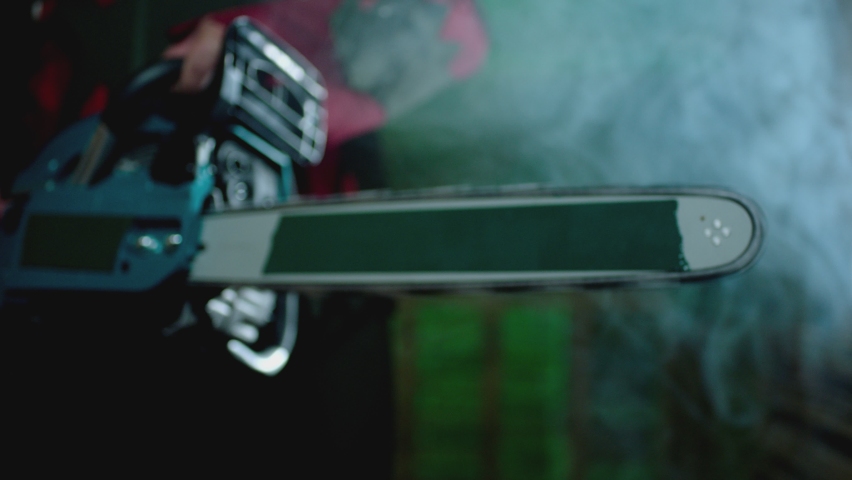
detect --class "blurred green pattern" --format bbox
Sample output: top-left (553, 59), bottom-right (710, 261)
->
top-left (499, 305), bottom-right (571, 480)
top-left (390, 294), bottom-right (768, 480)
top-left (415, 302), bottom-right (485, 479)
top-left (392, 297), bottom-right (576, 480)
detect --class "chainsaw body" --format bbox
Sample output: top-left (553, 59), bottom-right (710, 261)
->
top-left (1, 17), bottom-right (324, 301)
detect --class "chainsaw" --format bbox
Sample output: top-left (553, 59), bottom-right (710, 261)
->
top-left (0, 18), bottom-right (763, 374)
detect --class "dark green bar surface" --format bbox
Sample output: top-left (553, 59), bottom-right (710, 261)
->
top-left (21, 215), bottom-right (132, 271)
top-left (265, 200), bottom-right (686, 274)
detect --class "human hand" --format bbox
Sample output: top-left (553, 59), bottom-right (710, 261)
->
top-left (205, 287), bottom-right (277, 344)
top-left (162, 16), bottom-right (226, 93)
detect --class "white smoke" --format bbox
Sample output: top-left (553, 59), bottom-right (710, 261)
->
top-left (384, 0), bottom-right (852, 426)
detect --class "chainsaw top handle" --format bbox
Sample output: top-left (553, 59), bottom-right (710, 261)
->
top-left (100, 58), bottom-right (220, 136)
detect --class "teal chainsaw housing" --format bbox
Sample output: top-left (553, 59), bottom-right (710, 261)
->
top-left (0, 17), bottom-right (326, 299)
top-left (0, 115), bottom-right (211, 293)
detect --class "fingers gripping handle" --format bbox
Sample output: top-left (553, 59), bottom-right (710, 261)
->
top-left (207, 289), bottom-right (300, 376)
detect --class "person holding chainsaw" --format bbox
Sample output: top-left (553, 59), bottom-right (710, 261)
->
top-left (166, 2), bottom-right (488, 474)
top-left (159, 7), bottom-right (486, 472)
top-left (8, 0), bottom-right (488, 474)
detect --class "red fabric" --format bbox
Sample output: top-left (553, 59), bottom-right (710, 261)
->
top-left (27, 41), bottom-right (73, 147)
top-left (440, 0), bottom-right (488, 78)
top-left (79, 83), bottom-right (110, 118)
top-left (307, 143), bottom-right (340, 196)
top-left (339, 173), bottom-right (360, 194)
